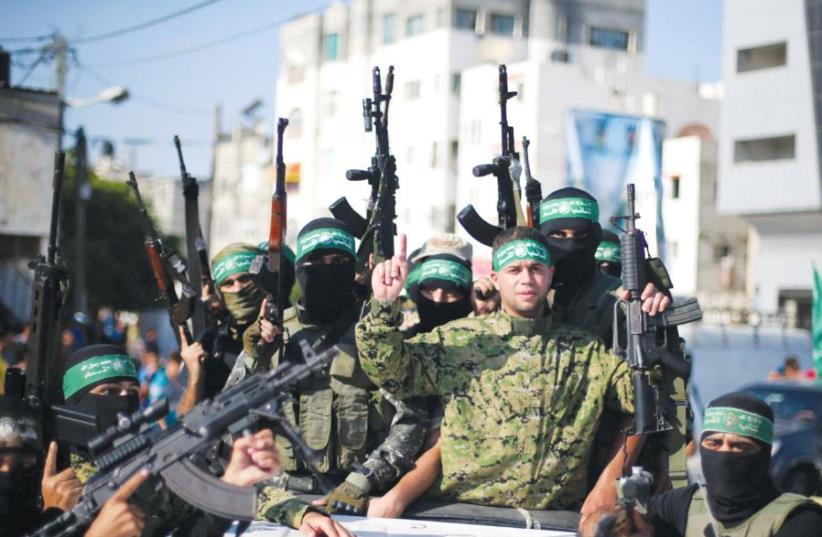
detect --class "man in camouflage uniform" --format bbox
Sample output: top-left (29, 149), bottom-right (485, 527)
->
top-left (357, 226), bottom-right (634, 510)
top-left (57, 344), bottom-right (346, 536)
top-left (595, 229), bottom-right (622, 278)
top-left (240, 217), bottom-right (429, 515)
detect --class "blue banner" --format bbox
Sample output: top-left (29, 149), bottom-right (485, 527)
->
top-left (565, 110), bottom-right (667, 258)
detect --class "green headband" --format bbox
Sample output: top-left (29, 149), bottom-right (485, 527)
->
top-left (407, 259), bottom-right (472, 290)
top-left (539, 197), bottom-right (599, 224)
top-left (492, 239), bottom-right (552, 271)
top-left (595, 241), bottom-right (621, 263)
top-left (213, 250), bottom-right (257, 286)
top-left (63, 354), bottom-right (137, 400)
top-left (296, 228), bottom-right (355, 262)
top-left (703, 406), bottom-right (774, 445)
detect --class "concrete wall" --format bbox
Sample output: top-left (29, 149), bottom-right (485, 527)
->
top-left (718, 0), bottom-right (822, 215)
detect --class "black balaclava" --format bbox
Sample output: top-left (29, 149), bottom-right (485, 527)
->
top-left (62, 344), bottom-right (140, 440)
top-left (295, 218), bottom-right (357, 325)
top-left (538, 187), bottom-right (602, 290)
top-left (406, 254), bottom-right (473, 333)
top-left (0, 396), bottom-right (42, 529)
top-left (596, 229), bottom-right (622, 278)
top-left (699, 391), bottom-right (779, 523)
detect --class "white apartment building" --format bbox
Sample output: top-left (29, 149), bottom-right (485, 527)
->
top-left (216, 0), bottom-right (724, 292)
top-left (662, 135), bottom-right (748, 318)
top-left (718, 0), bottom-right (822, 329)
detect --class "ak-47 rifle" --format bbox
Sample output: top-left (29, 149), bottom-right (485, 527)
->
top-left (126, 172), bottom-right (196, 348)
top-left (458, 64), bottom-right (526, 246)
top-left (175, 135), bottom-right (209, 338)
top-left (330, 65), bottom-right (398, 267)
top-left (31, 341), bottom-right (337, 537)
top-left (611, 184), bottom-right (701, 446)
top-left (251, 118), bottom-right (289, 357)
top-left (522, 137), bottom-right (542, 228)
top-left (25, 152), bottom-right (69, 443)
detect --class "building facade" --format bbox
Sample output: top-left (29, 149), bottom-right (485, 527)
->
top-left (718, 0), bottom-right (822, 328)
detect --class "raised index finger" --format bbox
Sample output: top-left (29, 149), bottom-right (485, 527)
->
top-left (112, 468), bottom-right (149, 501)
top-left (43, 441), bottom-right (58, 479)
top-left (397, 234), bottom-right (407, 262)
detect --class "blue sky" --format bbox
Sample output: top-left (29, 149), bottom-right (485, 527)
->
top-left (1, 0), bottom-right (723, 179)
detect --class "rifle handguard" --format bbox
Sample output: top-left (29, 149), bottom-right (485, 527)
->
top-left (346, 169), bottom-right (372, 181)
top-left (473, 163), bottom-right (496, 177)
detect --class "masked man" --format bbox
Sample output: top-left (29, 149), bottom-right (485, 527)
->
top-left (595, 230), bottom-right (622, 278)
top-left (404, 233), bottom-right (474, 337)
top-left (54, 344), bottom-right (344, 537)
top-left (243, 217), bottom-right (430, 517)
top-left (582, 391), bottom-right (822, 537)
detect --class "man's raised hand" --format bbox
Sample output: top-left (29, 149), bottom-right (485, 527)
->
top-left (371, 234), bottom-right (408, 302)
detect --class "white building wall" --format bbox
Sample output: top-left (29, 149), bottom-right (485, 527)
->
top-left (718, 0), bottom-right (822, 214)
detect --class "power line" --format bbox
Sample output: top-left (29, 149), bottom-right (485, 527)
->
top-left (71, 0), bottom-right (224, 44)
top-left (89, 16), bottom-right (290, 68)
top-left (0, 34), bottom-right (51, 43)
top-left (75, 61), bottom-right (211, 116)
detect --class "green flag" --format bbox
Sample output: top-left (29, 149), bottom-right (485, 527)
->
top-left (813, 264), bottom-right (822, 380)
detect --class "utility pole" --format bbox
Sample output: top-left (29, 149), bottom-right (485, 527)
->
top-left (52, 32), bottom-right (69, 153)
top-left (74, 127), bottom-right (90, 318)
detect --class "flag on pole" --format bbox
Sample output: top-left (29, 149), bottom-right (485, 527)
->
top-left (813, 263), bottom-right (822, 380)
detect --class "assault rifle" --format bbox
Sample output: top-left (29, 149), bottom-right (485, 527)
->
top-left (127, 172), bottom-right (196, 348)
top-left (593, 467), bottom-right (654, 537)
top-left (330, 65), bottom-right (397, 267)
top-left (458, 64), bottom-right (526, 246)
top-left (25, 152), bottom-right (69, 443)
top-left (175, 135), bottom-right (210, 338)
top-left (611, 184), bottom-right (701, 436)
top-left (251, 118), bottom-right (289, 358)
top-left (31, 341), bottom-right (337, 537)
top-left (522, 137), bottom-right (542, 228)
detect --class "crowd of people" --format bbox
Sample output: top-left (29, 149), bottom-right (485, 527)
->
top-left (1, 186), bottom-right (820, 537)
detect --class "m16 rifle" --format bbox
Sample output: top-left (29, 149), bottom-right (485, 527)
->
top-left (127, 172), bottom-right (196, 348)
top-left (611, 184), bottom-right (702, 488)
top-left (522, 137), bottom-right (543, 228)
top-left (31, 341), bottom-right (337, 537)
top-left (25, 152), bottom-right (69, 443)
top-left (330, 65), bottom-right (397, 267)
top-left (458, 64), bottom-right (527, 246)
top-left (251, 118), bottom-right (289, 358)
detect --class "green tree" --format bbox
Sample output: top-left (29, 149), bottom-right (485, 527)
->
top-left (60, 149), bottom-right (183, 312)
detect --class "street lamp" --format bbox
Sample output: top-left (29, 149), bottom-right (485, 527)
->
top-left (64, 85), bottom-right (129, 108)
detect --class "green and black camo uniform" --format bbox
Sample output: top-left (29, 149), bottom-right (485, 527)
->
top-left (357, 299), bottom-right (634, 510)
top-left (228, 301), bottom-right (430, 521)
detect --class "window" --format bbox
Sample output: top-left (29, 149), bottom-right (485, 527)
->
top-left (590, 27), bottom-right (630, 51)
top-left (382, 14), bottom-right (396, 44)
top-left (288, 108), bottom-right (303, 137)
top-left (321, 92), bottom-right (337, 117)
top-left (489, 13), bottom-right (515, 36)
top-left (453, 8), bottom-right (477, 31)
top-left (406, 14), bottom-right (423, 37)
top-left (404, 80), bottom-right (420, 99)
top-left (670, 175), bottom-right (680, 199)
top-left (733, 135), bottom-right (795, 163)
top-left (450, 72), bottom-right (461, 96)
top-left (322, 33), bottom-right (339, 61)
top-left (737, 42), bottom-right (787, 73)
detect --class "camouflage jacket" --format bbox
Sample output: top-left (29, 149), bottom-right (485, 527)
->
top-left (356, 300), bottom-right (635, 510)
